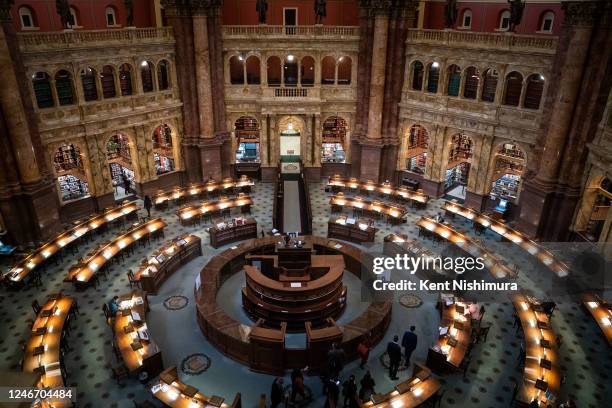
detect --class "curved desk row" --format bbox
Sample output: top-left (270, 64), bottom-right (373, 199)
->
top-left (209, 217), bottom-right (258, 248)
top-left (195, 236), bottom-right (392, 375)
top-left (383, 233), bottom-right (445, 277)
top-left (177, 196), bottom-right (253, 226)
top-left (328, 215), bottom-right (377, 243)
top-left (416, 217), bottom-right (515, 279)
top-left (153, 176), bottom-right (254, 209)
top-left (361, 364), bottom-right (440, 408)
top-left (330, 194), bottom-right (407, 223)
top-left (64, 218), bottom-right (167, 287)
top-left (152, 366), bottom-right (241, 408)
top-left (134, 234), bottom-right (202, 294)
top-left (511, 294), bottom-right (560, 407)
top-left (114, 291), bottom-right (163, 376)
top-left (443, 201), bottom-right (569, 277)
top-left (3, 201), bottom-right (139, 284)
top-left (23, 293), bottom-right (75, 407)
top-left (327, 176), bottom-right (429, 207)
top-left (582, 293), bottom-right (612, 347)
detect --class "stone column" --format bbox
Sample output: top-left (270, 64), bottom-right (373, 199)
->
top-left (366, 13), bottom-right (389, 140)
top-left (518, 0), bottom-right (604, 238)
top-left (260, 115), bottom-right (268, 166)
top-left (192, 14), bottom-right (214, 138)
top-left (314, 114), bottom-right (322, 167)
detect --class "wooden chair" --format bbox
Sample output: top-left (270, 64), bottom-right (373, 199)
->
top-left (474, 324), bottom-right (491, 344)
top-left (127, 270), bottom-right (140, 289)
top-left (111, 364), bottom-right (129, 385)
top-left (31, 300), bottom-right (41, 315)
top-left (102, 303), bottom-right (112, 326)
top-left (133, 401), bottom-right (156, 408)
top-left (426, 388), bottom-right (446, 407)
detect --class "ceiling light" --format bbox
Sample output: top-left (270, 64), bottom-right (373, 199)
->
top-left (432, 62), bottom-right (439, 68)
top-left (287, 54), bottom-right (295, 62)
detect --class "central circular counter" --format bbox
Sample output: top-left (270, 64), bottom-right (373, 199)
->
top-left (194, 236), bottom-right (392, 375)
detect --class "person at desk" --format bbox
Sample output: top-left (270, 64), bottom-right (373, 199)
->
top-left (270, 377), bottom-right (284, 408)
top-left (401, 325), bottom-right (418, 367)
top-left (108, 296), bottom-right (119, 317)
top-left (387, 335), bottom-right (402, 380)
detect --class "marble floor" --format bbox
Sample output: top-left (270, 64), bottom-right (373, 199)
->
top-left (0, 181), bottom-right (610, 408)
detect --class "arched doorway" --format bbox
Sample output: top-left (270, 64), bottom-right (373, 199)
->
top-left (235, 116), bottom-right (260, 163)
top-left (278, 116), bottom-right (303, 166)
top-left (404, 125), bottom-right (429, 174)
top-left (489, 143), bottom-right (526, 203)
top-left (53, 144), bottom-right (90, 202)
top-left (152, 124), bottom-right (175, 175)
top-left (445, 133), bottom-right (473, 198)
top-left (321, 116), bottom-right (347, 163)
top-left (106, 133), bottom-right (135, 199)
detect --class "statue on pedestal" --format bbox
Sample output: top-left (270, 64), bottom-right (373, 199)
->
top-left (56, 0), bottom-right (71, 29)
top-left (256, 0), bottom-right (268, 24)
top-left (123, 0), bottom-right (134, 26)
top-left (314, 0), bottom-right (327, 24)
top-left (444, 0), bottom-right (458, 28)
top-left (508, 0), bottom-right (526, 32)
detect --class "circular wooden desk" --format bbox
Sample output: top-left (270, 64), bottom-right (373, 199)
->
top-left (195, 236), bottom-right (392, 374)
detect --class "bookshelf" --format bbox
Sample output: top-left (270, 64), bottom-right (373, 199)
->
top-left (109, 162), bottom-right (134, 186)
top-left (491, 174), bottom-right (520, 200)
top-left (322, 116), bottom-right (347, 163)
top-left (407, 153), bottom-right (427, 174)
top-left (235, 116), bottom-right (260, 141)
top-left (448, 134), bottom-right (473, 164)
top-left (54, 144), bottom-right (83, 173)
top-left (445, 163), bottom-right (470, 190)
top-left (153, 124), bottom-right (173, 148)
top-left (58, 174), bottom-right (89, 202)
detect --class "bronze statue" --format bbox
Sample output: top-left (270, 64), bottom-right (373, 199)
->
top-left (508, 0), bottom-right (526, 32)
top-left (123, 0), bottom-right (134, 26)
top-left (444, 0), bottom-right (458, 28)
top-left (256, 0), bottom-right (268, 24)
top-left (56, 0), bottom-right (71, 29)
top-left (314, 0), bottom-right (327, 24)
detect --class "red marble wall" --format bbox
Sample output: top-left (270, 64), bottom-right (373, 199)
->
top-left (423, 1), bottom-right (564, 35)
top-left (222, 0), bottom-right (359, 26)
top-left (10, 0), bottom-right (155, 31)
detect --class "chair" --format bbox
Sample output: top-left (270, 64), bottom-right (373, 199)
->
top-left (102, 304), bottom-right (112, 326)
top-left (31, 300), bottom-right (41, 315)
top-left (474, 325), bottom-right (491, 344)
top-left (133, 401), bottom-right (156, 408)
top-left (111, 364), bottom-right (129, 385)
top-left (427, 388), bottom-right (446, 407)
top-left (127, 270), bottom-right (140, 289)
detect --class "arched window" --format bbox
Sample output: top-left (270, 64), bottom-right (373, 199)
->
top-left (503, 71), bottom-right (523, 106)
top-left (267, 56), bottom-right (281, 86)
top-left (301, 56), bottom-right (315, 86)
top-left (284, 55), bottom-right (298, 86)
top-left (446, 64), bottom-right (461, 96)
top-left (32, 72), bottom-right (53, 108)
top-left (55, 70), bottom-right (74, 105)
top-left (54, 144), bottom-right (90, 202)
top-left (157, 60), bottom-right (170, 90)
top-left (119, 64), bottom-right (133, 96)
top-left (481, 68), bottom-right (498, 102)
top-left (80, 67), bottom-right (98, 101)
top-left (68, 7), bottom-right (79, 28)
top-left (321, 56), bottom-right (336, 85)
top-left (152, 124), bottom-right (175, 175)
top-left (491, 143), bottom-right (526, 201)
top-left (321, 116), bottom-right (348, 163)
top-left (105, 6), bottom-right (117, 26)
top-left (140, 61), bottom-right (154, 92)
top-left (235, 116), bottom-right (260, 163)
top-left (540, 11), bottom-right (555, 32)
top-left (499, 10), bottom-right (511, 31)
top-left (463, 67), bottom-right (479, 99)
top-left (246, 56), bottom-right (261, 85)
top-left (107, 133), bottom-right (134, 199)
top-left (461, 9), bottom-right (472, 28)
top-left (18, 6), bottom-right (36, 29)
top-left (101, 65), bottom-right (116, 99)
top-left (405, 125), bottom-right (429, 173)
top-left (411, 61), bottom-right (424, 90)
top-left (229, 55), bottom-right (244, 85)
top-left (524, 74), bottom-right (545, 110)
top-left (426, 62), bottom-right (440, 93)
top-left (338, 56), bottom-right (352, 85)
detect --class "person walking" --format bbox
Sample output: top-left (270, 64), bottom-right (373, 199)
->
top-left (327, 343), bottom-right (346, 378)
top-left (401, 325), bottom-right (418, 367)
top-left (357, 336), bottom-right (371, 369)
top-left (270, 377), bottom-right (284, 408)
top-left (387, 335), bottom-right (402, 380)
top-left (290, 368), bottom-right (305, 403)
top-left (122, 173), bottom-right (131, 195)
top-left (143, 195), bottom-right (152, 218)
top-left (359, 371), bottom-right (376, 402)
top-left (342, 375), bottom-right (358, 408)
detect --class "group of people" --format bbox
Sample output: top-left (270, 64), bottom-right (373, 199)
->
top-left (387, 326), bottom-right (418, 380)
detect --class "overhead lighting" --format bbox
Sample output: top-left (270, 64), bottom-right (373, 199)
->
top-left (432, 61), bottom-right (439, 68)
top-left (339, 56), bottom-right (344, 62)
top-left (140, 61), bottom-right (148, 67)
top-left (238, 54), bottom-right (244, 61)
top-left (287, 54), bottom-right (295, 62)
top-left (539, 74), bottom-right (545, 81)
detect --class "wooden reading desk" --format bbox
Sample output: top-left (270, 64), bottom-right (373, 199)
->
top-left (383, 233), bottom-right (444, 277)
top-left (327, 176), bottom-right (429, 208)
top-left (328, 215), bottom-right (377, 243)
top-left (330, 193), bottom-right (407, 224)
top-left (443, 201), bottom-right (569, 277)
top-left (64, 218), bottom-right (167, 287)
top-left (209, 217), bottom-right (258, 248)
top-left (177, 195), bottom-right (253, 226)
top-left (153, 176), bottom-right (254, 209)
top-left (582, 293), bottom-right (612, 347)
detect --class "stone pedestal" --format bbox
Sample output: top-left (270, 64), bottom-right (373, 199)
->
top-left (359, 142), bottom-right (383, 181)
top-left (464, 191), bottom-right (487, 212)
top-left (420, 179), bottom-right (445, 198)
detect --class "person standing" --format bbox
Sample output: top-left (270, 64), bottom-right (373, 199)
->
top-left (143, 195), bottom-right (152, 218)
top-left (122, 173), bottom-right (131, 195)
top-left (327, 343), bottom-right (346, 378)
top-left (359, 371), bottom-right (376, 402)
top-left (290, 368), bottom-right (305, 403)
top-left (270, 377), bottom-right (284, 408)
top-left (401, 326), bottom-right (418, 367)
top-left (342, 375), bottom-right (358, 408)
top-left (387, 335), bottom-right (402, 380)
top-left (357, 335), bottom-right (371, 369)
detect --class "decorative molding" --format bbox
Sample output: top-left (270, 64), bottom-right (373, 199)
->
top-left (0, 0), bottom-right (14, 23)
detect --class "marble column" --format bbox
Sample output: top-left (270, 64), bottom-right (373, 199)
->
top-left (366, 14), bottom-right (389, 140)
top-left (192, 14), bottom-right (214, 138)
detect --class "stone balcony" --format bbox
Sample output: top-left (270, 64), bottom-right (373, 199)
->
top-left (17, 27), bottom-right (175, 53)
top-left (406, 28), bottom-right (558, 55)
top-left (222, 25), bottom-right (360, 41)
top-left (225, 85), bottom-right (357, 105)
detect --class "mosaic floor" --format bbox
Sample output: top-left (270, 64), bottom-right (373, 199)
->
top-left (0, 181), bottom-right (610, 408)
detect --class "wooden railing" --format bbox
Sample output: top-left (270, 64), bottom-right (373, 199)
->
top-left (18, 27), bottom-right (174, 52)
top-left (223, 25), bottom-right (359, 39)
top-left (298, 172), bottom-right (313, 235)
top-left (406, 29), bottom-right (558, 53)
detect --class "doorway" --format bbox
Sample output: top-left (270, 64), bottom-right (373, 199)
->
top-left (284, 8), bottom-right (297, 34)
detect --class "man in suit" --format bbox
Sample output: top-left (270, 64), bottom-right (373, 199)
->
top-left (386, 335), bottom-right (402, 380)
top-left (401, 325), bottom-right (418, 367)
top-left (270, 377), bottom-right (284, 408)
